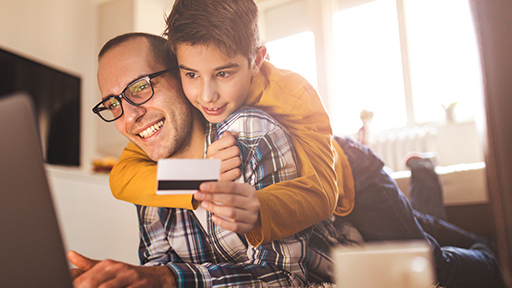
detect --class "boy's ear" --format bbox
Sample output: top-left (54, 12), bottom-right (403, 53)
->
top-left (251, 46), bottom-right (267, 77)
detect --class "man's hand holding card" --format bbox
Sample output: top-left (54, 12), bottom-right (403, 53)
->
top-left (156, 159), bottom-right (222, 195)
top-left (156, 131), bottom-right (260, 235)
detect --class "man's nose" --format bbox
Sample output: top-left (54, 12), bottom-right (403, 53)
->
top-left (122, 101), bottom-right (146, 122)
top-left (200, 79), bottom-right (219, 103)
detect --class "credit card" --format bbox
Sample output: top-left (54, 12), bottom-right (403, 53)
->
top-left (156, 159), bottom-right (221, 195)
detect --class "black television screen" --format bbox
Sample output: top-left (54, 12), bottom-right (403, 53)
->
top-left (0, 47), bottom-right (81, 166)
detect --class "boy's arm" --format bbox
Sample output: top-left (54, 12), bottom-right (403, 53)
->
top-left (109, 142), bottom-right (195, 209)
top-left (247, 133), bottom-right (355, 245)
top-left (110, 133), bottom-right (242, 208)
top-left (247, 130), bottom-right (339, 245)
top-left (244, 62), bottom-right (355, 245)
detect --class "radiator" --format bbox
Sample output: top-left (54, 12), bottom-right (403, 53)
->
top-left (368, 126), bottom-right (438, 172)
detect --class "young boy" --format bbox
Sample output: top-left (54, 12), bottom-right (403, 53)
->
top-left (109, 0), bottom-right (355, 246)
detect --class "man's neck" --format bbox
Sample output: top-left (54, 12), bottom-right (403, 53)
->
top-left (170, 109), bottom-right (206, 159)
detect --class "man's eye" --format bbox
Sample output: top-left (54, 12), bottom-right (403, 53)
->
top-left (130, 82), bottom-right (150, 94)
top-left (106, 99), bottom-right (121, 110)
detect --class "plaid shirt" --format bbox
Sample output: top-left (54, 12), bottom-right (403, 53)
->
top-left (136, 107), bottom-right (361, 287)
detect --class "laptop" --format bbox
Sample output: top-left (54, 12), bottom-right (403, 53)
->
top-left (0, 93), bottom-right (73, 287)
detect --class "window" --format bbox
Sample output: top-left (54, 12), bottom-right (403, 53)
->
top-left (332, 0), bottom-right (483, 133)
top-left (404, 0), bottom-right (482, 124)
top-left (258, 0), bottom-right (486, 168)
top-left (265, 31), bottom-right (318, 90)
top-left (259, 0), bottom-right (483, 135)
top-left (332, 0), bottom-right (407, 133)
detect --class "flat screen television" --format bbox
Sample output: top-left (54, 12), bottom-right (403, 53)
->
top-left (0, 47), bottom-right (81, 166)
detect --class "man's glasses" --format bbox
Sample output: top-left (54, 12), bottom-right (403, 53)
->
top-left (92, 69), bottom-right (172, 122)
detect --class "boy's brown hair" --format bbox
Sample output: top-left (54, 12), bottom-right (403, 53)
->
top-left (165, 0), bottom-right (261, 64)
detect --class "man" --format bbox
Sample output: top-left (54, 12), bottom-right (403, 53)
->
top-left (69, 32), bottom-right (357, 287)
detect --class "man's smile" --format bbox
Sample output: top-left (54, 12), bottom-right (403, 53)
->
top-left (138, 120), bottom-right (164, 138)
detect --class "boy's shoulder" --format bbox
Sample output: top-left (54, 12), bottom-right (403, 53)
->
top-left (248, 61), bottom-right (318, 105)
top-left (259, 61), bottom-right (313, 89)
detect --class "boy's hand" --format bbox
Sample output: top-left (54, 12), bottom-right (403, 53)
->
top-left (206, 131), bottom-right (242, 182)
top-left (195, 181), bottom-right (260, 234)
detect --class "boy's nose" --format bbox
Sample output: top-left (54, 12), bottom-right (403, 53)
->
top-left (200, 80), bottom-right (219, 103)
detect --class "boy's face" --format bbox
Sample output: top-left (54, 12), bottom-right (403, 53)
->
top-left (175, 43), bottom-right (263, 123)
top-left (98, 38), bottom-right (194, 161)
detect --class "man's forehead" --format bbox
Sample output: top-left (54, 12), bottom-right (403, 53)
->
top-left (98, 40), bottom-right (158, 95)
top-left (99, 39), bottom-right (154, 72)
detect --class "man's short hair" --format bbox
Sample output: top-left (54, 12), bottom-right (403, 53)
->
top-left (165, 0), bottom-right (260, 63)
top-left (99, 32), bottom-right (178, 72)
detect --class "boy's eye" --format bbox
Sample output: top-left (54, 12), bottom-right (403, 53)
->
top-left (217, 71), bottom-right (231, 78)
top-left (185, 72), bottom-right (197, 79)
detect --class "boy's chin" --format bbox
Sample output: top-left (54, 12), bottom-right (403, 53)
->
top-left (197, 105), bottom-right (233, 123)
top-left (203, 114), bottom-right (229, 124)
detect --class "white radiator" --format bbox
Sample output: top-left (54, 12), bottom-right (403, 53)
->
top-left (368, 126), bottom-right (438, 172)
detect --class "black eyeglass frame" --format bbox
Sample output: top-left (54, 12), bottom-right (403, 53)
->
top-left (92, 68), bottom-right (172, 122)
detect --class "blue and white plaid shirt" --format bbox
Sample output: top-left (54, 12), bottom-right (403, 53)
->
top-left (136, 107), bottom-right (361, 287)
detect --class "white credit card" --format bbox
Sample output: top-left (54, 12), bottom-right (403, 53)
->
top-left (156, 159), bottom-right (221, 195)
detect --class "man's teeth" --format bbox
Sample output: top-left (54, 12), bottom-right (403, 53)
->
top-left (139, 121), bottom-right (164, 138)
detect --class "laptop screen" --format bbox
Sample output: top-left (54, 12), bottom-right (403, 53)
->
top-left (0, 93), bottom-right (73, 287)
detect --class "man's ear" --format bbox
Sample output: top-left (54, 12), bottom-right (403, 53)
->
top-left (251, 46), bottom-right (267, 77)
